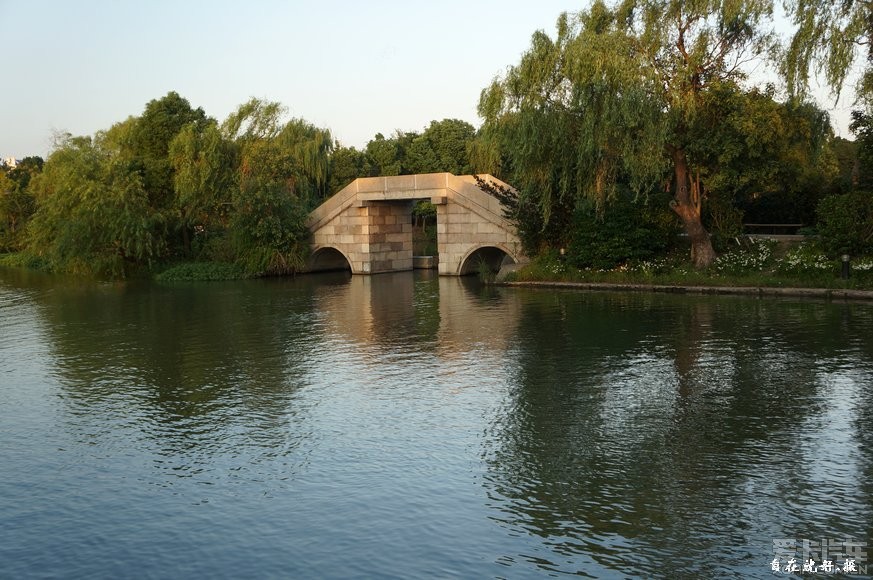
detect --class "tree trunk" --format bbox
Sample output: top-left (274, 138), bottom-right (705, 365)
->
top-left (670, 148), bottom-right (716, 268)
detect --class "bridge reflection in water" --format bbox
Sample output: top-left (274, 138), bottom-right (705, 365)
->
top-left (312, 271), bottom-right (522, 356)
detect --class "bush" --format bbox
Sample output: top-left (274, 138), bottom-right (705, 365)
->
top-left (705, 194), bottom-right (744, 253)
top-left (776, 242), bottom-right (835, 275)
top-left (154, 261), bottom-right (247, 281)
top-left (816, 192), bottom-right (873, 256)
top-left (0, 251), bottom-right (47, 270)
top-left (230, 186), bottom-right (311, 276)
top-left (710, 238), bottom-right (776, 275)
top-left (567, 193), bottom-right (678, 270)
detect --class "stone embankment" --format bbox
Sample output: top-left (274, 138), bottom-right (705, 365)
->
top-left (500, 280), bottom-right (873, 301)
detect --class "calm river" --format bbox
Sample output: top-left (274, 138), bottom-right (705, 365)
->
top-left (1, 267), bottom-right (871, 578)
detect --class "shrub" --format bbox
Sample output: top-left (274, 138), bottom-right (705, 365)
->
top-left (776, 242), bottom-right (835, 275)
top-left (711, 238), bottom-right (776, 275)
top-left (705, 194), bottom-right (745, 253)
top-left (154, 261), bottom-right (247, 281)
top-left (567, 193), bottom-right (678, 270)
top-left (816, 192), bottom-right (873, 256)
top-left (0, 251), bottom-right (47, 270)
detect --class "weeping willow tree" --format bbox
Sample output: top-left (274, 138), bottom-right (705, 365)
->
top-left (478, 0), bottom-right (777, 267)
top-left (168, 120), bottom-right (235, 255)
top-left (218, 99), bottom-right (333, 275)
top-left (27, 131), bottom-right (166, 276)
top-left (783, 0), bottom-right (872, 98)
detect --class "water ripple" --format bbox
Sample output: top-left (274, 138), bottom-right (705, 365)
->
top-left (2, 269), bottom-right (872, 578)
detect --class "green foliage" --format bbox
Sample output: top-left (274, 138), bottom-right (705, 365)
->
top-left (850, 108), bottom-right (873, 191)
top-left (829, 137), bottom-right (865, 193)
top-left (0, 251), bottom-right (47, 270)
top-left (17, 93), bottom-right (328, 279)
top-left (365, 131), bottom-right (414, 176)
top-left (474, 174), bottom-right (560, 254)
top-left (276, 118), bottom-right (333, 204)
top-left (0, 174), bottom-right (33, 251)
top-left (3, 156), bottom-right (44, 190)
top-left (816, 191), bottom-right (873, 256)
top-left (154, 261), bottom-right (247, 281)
top-left (567, 192), bottom-right (679, 270)
top-left (692, 83), bottom-right (836, 226)
top-left (226, 102), bottom-right (323, 275)
top-left (357, 119), bottom-right (476, 181)
top-left (129, 92), bottom-right (207, 212)
top-left (477, 0), bottom-right (776, 267)
top-left (168, 120), bottom-right (235, 254)
top-left (705, 193), bottom-right (745, 252)
top-left (0, 156), bottom-right (43, 251)
top-left (328, 144), bottom-right (370, 194)
top-left (230, 184), bottom-right (311, 276)
top-left (783, 0), bottom-right (871, 98)
top-left (710, 238), bottom-right (777, 275)
top-left (26, 134), bottom-right (166, 277)
top-left (405, 119), bottom-right (475, 175)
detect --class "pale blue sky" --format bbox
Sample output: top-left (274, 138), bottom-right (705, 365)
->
top-left (0, 0), bottom-right (859, 159)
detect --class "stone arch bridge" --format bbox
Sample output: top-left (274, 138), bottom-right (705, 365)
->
top-left (306, 173), bottom-right (526, 276)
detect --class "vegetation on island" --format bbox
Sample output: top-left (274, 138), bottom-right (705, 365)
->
top-left (1, 0), bottom-right (872, 288)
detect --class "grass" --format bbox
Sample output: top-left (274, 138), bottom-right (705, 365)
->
top-left (0, 251), bottom-right (48, 271)
top-left (506, 240), bottom-right (873, 291)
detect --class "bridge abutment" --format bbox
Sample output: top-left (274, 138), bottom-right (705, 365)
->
top-left (364, 201), bottom-right (415, 273)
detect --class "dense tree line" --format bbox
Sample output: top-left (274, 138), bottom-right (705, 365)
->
top-left (0, 93), bottom-right (475, 277)
top-left (470, 0), bottom-right (872, 266)
top-left (2, 0), bottom-right (872, 277)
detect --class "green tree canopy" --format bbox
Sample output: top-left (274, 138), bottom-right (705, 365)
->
top-left (19, 94), bottom-right (331, 277)
top-left (783, 0), bottom-right (872, 98)
top-left (406, 119), bottom-right (475, 175)
top-left (27, 132), bottom-right (165, 276)
top-left (328, 144), bottom-right (371, 194)
top-left (0, 156), bottom-right (42, 250)
top-left (219, 98), bottom-right (333, 275)
top-left (168, 119), bottom-right (235, 253)
top-left (128, 92), bottom-right (207, 211)
top-left (689, 83), bottom-right (836, 226)
top-left (365, 131), bottom-right (417, 176)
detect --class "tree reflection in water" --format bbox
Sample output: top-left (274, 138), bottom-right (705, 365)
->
top-left (483, 291), bottom-right (873, 577)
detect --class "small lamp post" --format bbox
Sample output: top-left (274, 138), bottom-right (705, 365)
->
top-left (841, 254), bottom-right (851, 280)
top-left (559, 247), bottom-right (566, 261)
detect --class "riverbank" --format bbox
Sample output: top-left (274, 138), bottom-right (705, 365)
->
top-left (495, 243), bottom-right (873, 299)
top-left (500, 279), bottom-right (873, 301)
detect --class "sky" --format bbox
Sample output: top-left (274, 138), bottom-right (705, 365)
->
top-left (0, 0), bottom-right (861, 159)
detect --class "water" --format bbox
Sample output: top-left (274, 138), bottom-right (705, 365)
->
top-left (1, 267), bottom-right (871, 578)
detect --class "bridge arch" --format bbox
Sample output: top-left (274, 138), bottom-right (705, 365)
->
top-left (308, 245), bottom-right (353, 273)
top-left (458, 244), bottom-right (519, 276)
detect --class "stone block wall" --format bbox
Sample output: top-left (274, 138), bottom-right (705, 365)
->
top-left (310, 201), bottom-right (413, 274)
top-left (436, 196), bottom-right (523, 276)
top-left (365, 202), bottom-right (414, 273)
